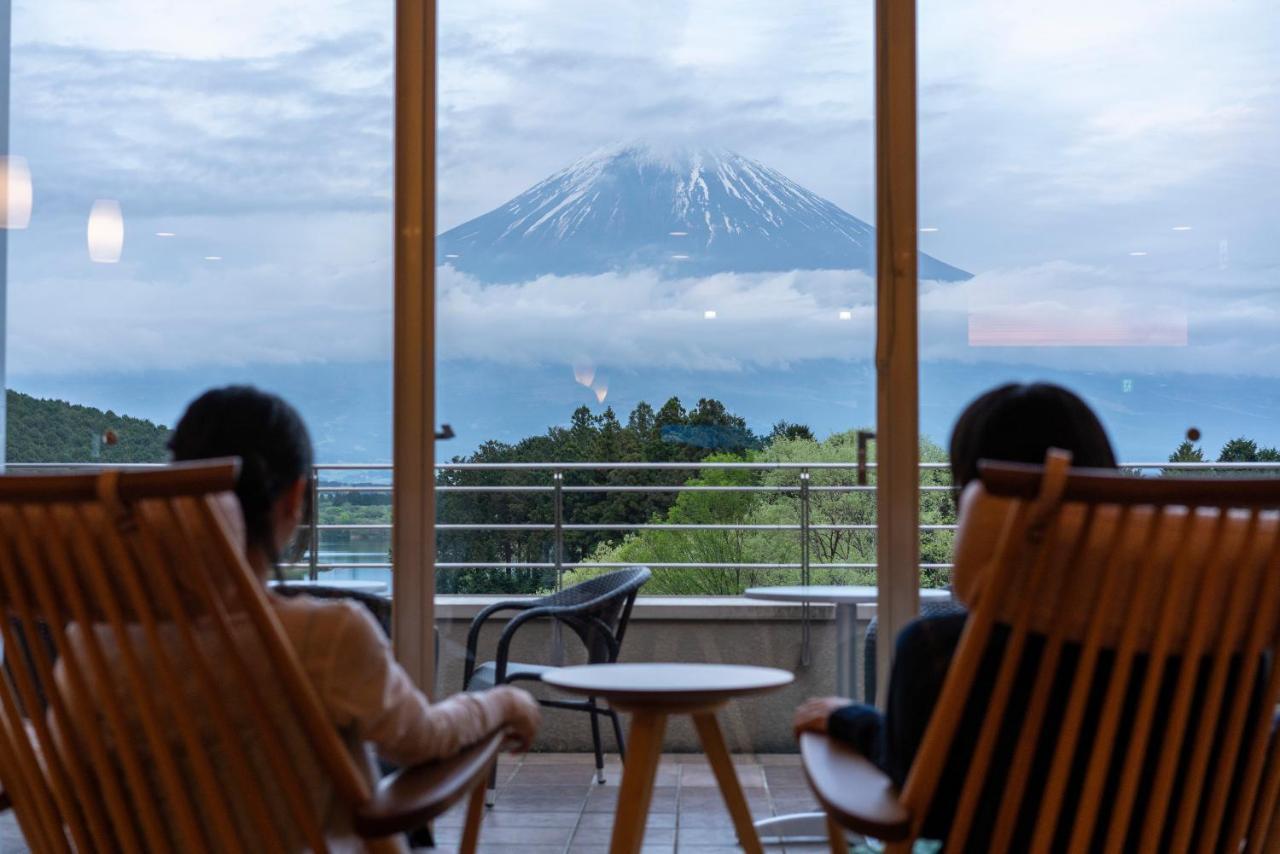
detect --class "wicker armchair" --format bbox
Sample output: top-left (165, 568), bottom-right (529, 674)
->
top-left (463, 567), bottom-right (651, 797)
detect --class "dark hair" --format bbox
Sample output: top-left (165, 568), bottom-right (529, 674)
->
top-left (168, 386), bottom-right (313, 565)
top-left (949, 382), bottom-right (1117, 490)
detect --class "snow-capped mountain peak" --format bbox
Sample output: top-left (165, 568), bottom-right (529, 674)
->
top-left (439, 142), bottom-right (969, 282)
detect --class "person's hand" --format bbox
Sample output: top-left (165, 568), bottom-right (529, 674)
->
top-left (494, 686), bottom-right (541, 752)
top-left (793, 696), bottom-right (852, 737)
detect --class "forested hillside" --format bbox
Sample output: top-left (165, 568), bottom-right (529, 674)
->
top-left (5, 390), bottom-right (171, 463)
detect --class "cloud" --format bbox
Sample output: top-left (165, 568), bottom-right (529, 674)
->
top-left (10, 36), bottom-right (393, 217)
top-left (15, 0), bottom-right (383, 60)
top-left (436, 261), bottom-right (1280, 378)
top-left (7, 210), bottom-right (392, 375)
top-left (436, 265), bottom-right (875, 371)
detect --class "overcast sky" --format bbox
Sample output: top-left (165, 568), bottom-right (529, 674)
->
top-left (5, 0), bottom-right (1279, 386)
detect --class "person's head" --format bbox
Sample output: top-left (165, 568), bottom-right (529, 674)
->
top-left (169, 386), bottom-right (313, 571)
top-left (949, 382), bottom-right (1117, 490)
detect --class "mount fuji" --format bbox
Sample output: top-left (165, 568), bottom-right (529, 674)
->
top-left (437, 142), bottom-right (970, 282)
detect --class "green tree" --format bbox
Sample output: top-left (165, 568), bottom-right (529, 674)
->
top-left (5, 390), bottom-right (171, 463)
top-left (1168, 440), bottom-right (1204, 463)
top-left (1219, 437), bottom-right (1261, 462)
top-left (566, 430), bottom-right (956, 595)
top-left (435, 396), bottom-right (760, 593)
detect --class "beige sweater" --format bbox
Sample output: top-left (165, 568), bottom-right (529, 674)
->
top-left (54, 593), bottom-right (513, 852)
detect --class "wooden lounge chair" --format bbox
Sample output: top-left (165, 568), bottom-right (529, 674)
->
top-left (0, 460), bottom-right (500, 853)
top-left (802, 451), bottom-right (1280, 853)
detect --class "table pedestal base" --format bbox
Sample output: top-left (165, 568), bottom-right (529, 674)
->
top-left (611, 703), bottom-right (764, 854)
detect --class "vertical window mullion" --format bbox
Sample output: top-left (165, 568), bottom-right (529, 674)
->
top-left (392, 0), bottom-right (437, 692)
top-left (873, 0), bottom-right (920, 704)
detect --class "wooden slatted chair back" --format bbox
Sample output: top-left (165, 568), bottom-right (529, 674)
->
top-left (894, 451), bottom-right (1280, 854)
top-left (0, 461), bottom-right (393, 853)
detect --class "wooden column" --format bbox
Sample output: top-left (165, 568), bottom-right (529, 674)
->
top-left (873, 0), bottom-right (920, 703)
top-left (392, 0), bottom-right (437, 692)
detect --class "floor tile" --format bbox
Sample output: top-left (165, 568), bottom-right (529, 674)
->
top-left (756, 753), bottom-right (803, 766)
top-left (443, 810), bottom-right (581, 829)
top-left (680, 765), bottom-right (766, 788)
top-left (572, 825), bottom-right (676, 846)
top-left (677, 824), bottom-right (745, 846)
top-left (584, 785), bottom-right (678, 813)
top-left (434, 824), bottom-right (575, 846)
top-left (523, 753), bottom-right (603, 765)
top-left (576, 811), bottom-right (677, 830)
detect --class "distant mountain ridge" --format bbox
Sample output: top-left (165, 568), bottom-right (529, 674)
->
top-left (438, 142), bottom-right (971, 282)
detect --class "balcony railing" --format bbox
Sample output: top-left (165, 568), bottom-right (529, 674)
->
top-left (11, 460), bottom-right (1280, 587)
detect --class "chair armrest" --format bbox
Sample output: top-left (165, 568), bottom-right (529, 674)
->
top-left (463, 599), bottom-right (540, 685)
top-left (353, 730), bottom-right (504, 837)
top-left (799, 731), bottom-right (912, 842)
top-left (493, 606), bottom-right (561, 681)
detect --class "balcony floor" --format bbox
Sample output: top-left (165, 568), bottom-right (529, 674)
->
top-left (0, 753), bottom-right (826, 853)
top-left (434, 751), bottom-right (825, 853)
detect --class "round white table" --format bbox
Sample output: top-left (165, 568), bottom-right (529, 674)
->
top-left (741, 585), bottom-right (955, 844)
top-left (743, 585), bottom-right (953, 697)
top-left (543, 663), bottom-right (793, 854)
top-left (269, 578), bottom-right (389, 595)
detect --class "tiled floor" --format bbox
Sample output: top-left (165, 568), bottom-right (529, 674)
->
top-left (0, 752), bottom-right (824, 853)
top-left (433, 752), bottom-right (826, 854)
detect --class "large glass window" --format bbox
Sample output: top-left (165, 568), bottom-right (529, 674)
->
top-left (6, 0), bottom-right (395, 590)
top-left (918, 0), bottom-right (1280, 588)
top-left (433, 2), bottom-right (931, 603)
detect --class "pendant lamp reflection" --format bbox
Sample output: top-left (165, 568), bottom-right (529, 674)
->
top-left (573, 362), bottom-right (596, 388)
top-left (87, 199), bottom-right (124, 263)
top-left (0, 156), bottom-right (32, 229)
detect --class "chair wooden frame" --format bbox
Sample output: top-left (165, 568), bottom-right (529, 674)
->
top-left (0, 461), bottom-right (500, 853)
top-left (803, 452), bottom-right (1280, 853)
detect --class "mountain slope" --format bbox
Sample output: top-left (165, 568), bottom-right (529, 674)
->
top-left (6, 389), bottom-right (171, 463)
top-left (438, 142), bottom-right (970, 282)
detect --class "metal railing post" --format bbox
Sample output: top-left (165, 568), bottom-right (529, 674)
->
top-left (551, 469), bottom-right (566, 664)
top-left (800, 467), bottom-right (811, 667)
top-left (553, 470), bottom-right (565, 590)
top-left (308, 468), bottom-right (320, 581)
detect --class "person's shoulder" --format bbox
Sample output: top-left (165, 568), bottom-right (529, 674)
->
top-left (271, 594), bottom-right (385, 644)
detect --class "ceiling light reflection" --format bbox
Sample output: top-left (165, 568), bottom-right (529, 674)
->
top-left (87, 200), bottom-right (124, 263)
top-left (0, 156), bottom-right (32, 229)
top-left (919, 227), bottom-right (939, 233)
top-left (704, 310), bottom-right (717, 320)
top-left (839, 310), bottom-right (852, 321)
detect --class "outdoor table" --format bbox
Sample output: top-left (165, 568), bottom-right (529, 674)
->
top-left (743, 585), bottom-right (952, 697)
top-left (742, 584), bottom-right (953, 844)
top-left (542, 662), bottom-right (793, 854)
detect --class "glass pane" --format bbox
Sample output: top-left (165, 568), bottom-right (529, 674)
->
top-left (919, 2), bottom-right (1279, 585)
top-left (436, 7), bottom-right (917, 796)
top-left (436, 1), bottom-right (883, 598)
top-left (6, 0), bottom-right (395, 592)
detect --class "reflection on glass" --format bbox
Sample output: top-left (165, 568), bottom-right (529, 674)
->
top-left (0, 155), bottom-right (32, 229)
top-left (86, 199), bottom-right (123, 263)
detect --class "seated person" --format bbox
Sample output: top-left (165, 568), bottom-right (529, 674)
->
top-left (58, 386), bottom-right (541, 851)
top-left (793, 382), bottom-right (1117, 793)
